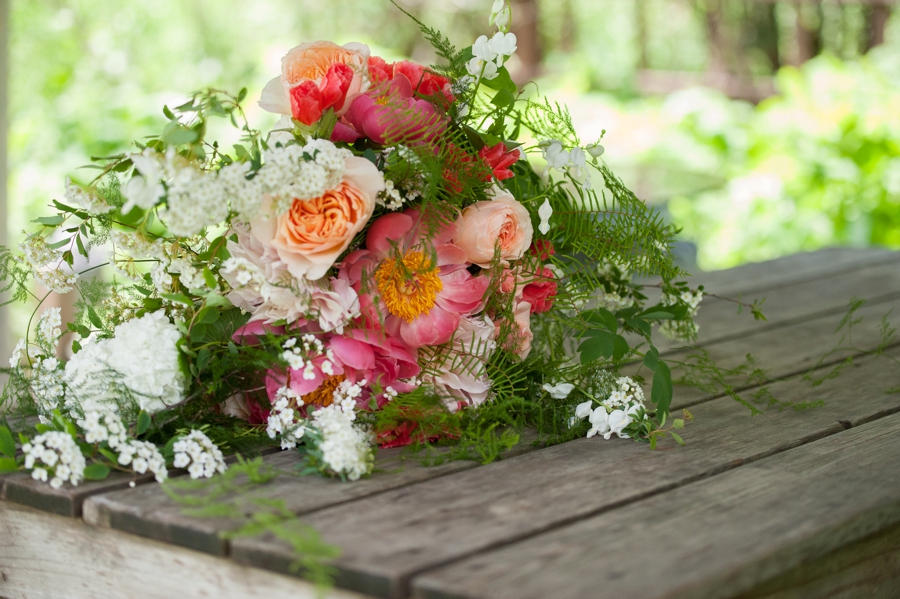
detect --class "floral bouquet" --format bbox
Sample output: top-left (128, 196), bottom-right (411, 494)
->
top-left (0, 2), bottom-right (711, 488)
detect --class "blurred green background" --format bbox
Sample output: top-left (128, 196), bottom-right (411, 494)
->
top-left (5, 0), bottom-right (900, 274)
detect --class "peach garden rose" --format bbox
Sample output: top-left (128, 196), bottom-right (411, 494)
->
top-left (452, 187), bottom-right (534, 268)
top-left (248, 155), bottom-right (383, 281)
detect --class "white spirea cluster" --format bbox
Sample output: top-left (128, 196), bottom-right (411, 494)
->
top-left (18, 235), bottom-right (78, 294)
top-left (64, 311), bottom-right (185, 414)
top-left (376, 179), bottom-right (406, 211)
top-left (172, 430), bottom-right (227, 479)
top-left (281, 335), bottom-right (335, 379)
top-left (117, 439), bottom-right (168, 483)
top-left (64, 177), bottom-right (112, 214)
top-left (253, 139), bottom-right (350, 216)
top-left (23, 431), bottom-right (86, 489)
top-left (10, 308), bottom-right (66, 418)
top-left (77, 404), bottom-right (128, 448)
top-left (266, 385), bottom-right (306, 450)
top-left (659, 288), bottom-right (704, 342)
top-left (122, 139), bottom-right (349, 235)
top-left (571, 376), bottom-right (647, 441)
top-left (310, 379), bottom-right (373, 481)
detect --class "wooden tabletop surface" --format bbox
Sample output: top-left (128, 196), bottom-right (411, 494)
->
top-left (2, 247), bottom-right (900, 599)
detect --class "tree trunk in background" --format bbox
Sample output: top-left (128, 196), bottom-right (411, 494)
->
top-left (745, 0), bottom-right (781, 71)
top-left (0, 0), bottom-right (9, 363)
top-left (866, 3), bottom-right (891, 50)
top-left (703, 0), bottom-right (730, 73)
top-left (510, 0), bottom-right (541, 84)
top-left (792, 1), bottom-right (822, 65)
top-left (635, 0), bottom-right (649, 69)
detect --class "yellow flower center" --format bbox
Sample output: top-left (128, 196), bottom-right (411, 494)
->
top-left (302, 374), bottom-right (345, 408)
top-left (375, 250), bottom-right (443, 323)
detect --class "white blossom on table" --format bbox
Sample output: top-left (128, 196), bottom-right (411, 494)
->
top-left (172, 429), bottom-right (227, 480)
top-left (22, 431), bottom-right (86, 489)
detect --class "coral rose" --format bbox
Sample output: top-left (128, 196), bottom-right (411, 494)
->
top-left (452, 187), bottom-right (534, 268)
top-left (522, 267), bottom-right (557, 314)
top-left (248, 155), bottom-right (383, 281)
top-left (259, 41), bottom-right (370, 120)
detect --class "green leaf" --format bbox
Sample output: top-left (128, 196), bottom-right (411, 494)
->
top-left (0, 457), bottom-right (18, 472)
top-left (237, 87), bottom-right (248, 102)
top-left (136, 411), bottom-right (151, 436)
top-left (71, 339), bottom-right (82, 354)
top-left (638, 311), bottom-right (675, 320)
top-left (578, 331), bottom-right (614, 364)
top-left (0, 426), bottom-right (16, 457)
top-left (98, 448), bottom-right (118, 463)
top-left (35, 423), bottom-right (52, 434)
top-left (163, 125), bottom-right (200, 146)
top-left (18, 432), bottom-right (29, 446)
top-left (651, 360), bottom-right (673, 419)
top-left (481, 67), bottom-right (517, 95)
top-left (643, 346), bottom-right (659, 371)
top-left (583, 308), bottom-right (617, 333)
top-left (87, 306), bottom-right (104, 329)
top-left (612, 334), bottom-right (630, 361)
top-left (673, 419), bottom-right (684, 429)
top-left (202, 267), bottom-right (218, 290)
top-left (625, 317), bottom-right (651, 338)
top-left (670, 432), bottom-right (685, 446)
top-left (32, 215), bottom-right (66, 226)
top-left (161, 293), bottom-right (193, 306)
top-left (162, 105), bottom-right (176, 121)
top-left (491, 88), bottom-right (516, 109)
top-left (83, 464), bottom-right (111, 480)
top-left (196, 306), bottom-right (220, 324)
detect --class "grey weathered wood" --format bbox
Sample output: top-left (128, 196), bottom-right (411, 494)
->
top-left (0, 500), bottom-right (372, 599)
top-left (665, 293), bottom-right (900, 410)
top-left (734, 521), bottom-right (900, 599)
top-left (229, 349), bottom-right (900, 599)
top-left (654, 254), bottom-right (900, 353)
top-left (0, 469), bottom-right (154, 518)
top-left (83, 431), bottom-right (538, 556)
top-left (412, 411), bottom-right (900, 599)
top-left (685, 247), bottom-right (896, 298)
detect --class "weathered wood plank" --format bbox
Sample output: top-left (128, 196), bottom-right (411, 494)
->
top-left (686, 247), bottom-right (896, 298)
top-left (0, 500), bottom-right (371, 599)
top-left (83, 432), bottom-right (537, 556)
top-left (666, 293), bottom-right (900, 410)
top-left (229, 350), bottom-right (900, 599)
top-left (412, 412), bottom-right (900, 599)
top-left (734, 521), bottom-right (900, 599)
top-left (654, 253), bottom-right (900, 353)
top-left (0, 470), bottom-right (154, 518)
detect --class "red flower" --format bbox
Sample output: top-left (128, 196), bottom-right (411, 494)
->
top-left (529, 240), bottom-right (555, 261)
top-left (289, 63), bottom-right (354, 125)
top-left (478, 143), bottom-right (521, 181)
top-left (522, 267), bottom-right (557, 314)
top-left (367, 56), bottom-right (394, 85)
top-left (367, 57), bottom-right (454, 106)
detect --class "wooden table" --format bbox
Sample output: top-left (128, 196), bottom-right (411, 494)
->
top-left (3, 247), bottom-right (900, 599)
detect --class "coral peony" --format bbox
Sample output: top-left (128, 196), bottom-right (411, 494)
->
top-left (339, 210), bottom-right (489, 348)
top-left (329, 328), bottom-right (420, 408)
top-left (522, 267), bottom-right (557, 314)
top-left (259, 41), bottom-right (370, 121)
top-left (478, 143), bottom-right (521, 181)
top-left (452, 186), bottom-right (534, 268)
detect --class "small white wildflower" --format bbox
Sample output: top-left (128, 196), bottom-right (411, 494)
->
top-left (172, 430), bottom-right (226, 480)
top-left (64, 177), bottom-right (112, 214)
top-left (542, 382), bottom-right (575, 399)
top-left (538, 199), bottom-right (553, 235)
top-left (22, 431), bottom-right (86, 487)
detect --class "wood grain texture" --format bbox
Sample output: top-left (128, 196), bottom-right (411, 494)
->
top-left (734, 521), bottom-right (900, 599)
top-left (412, 412), bottom-right (900, 599)
top-left (230, 349), bottom-right (900, 599)
top-left (83, 433), bottom-right (538, 556)
top-left (0, 500), bottom-right (371, 599)
top-left (653, 254), bottom-right (900, 353)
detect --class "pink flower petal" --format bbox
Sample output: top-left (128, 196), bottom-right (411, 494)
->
top-left (366, 212), bottom-right (414, 255)
top-left (330, 335), bottom-right (376, 371)
top-left (400, 305), bottom-right (459, 347)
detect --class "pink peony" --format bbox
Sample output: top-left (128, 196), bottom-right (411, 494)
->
top-left (330, 328), bottom-right (420, 408)
top-left (338, 210), bottom-right (489, 348)
top-left (342, 73), bottom-right (446, 145)
top-left (424, 314), bottom-right (496, 412)
top-left (522, 267), bottom-right (557, 314)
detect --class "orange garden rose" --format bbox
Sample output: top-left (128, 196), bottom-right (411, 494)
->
top-left (452, 187), bottom-right (534, 268)
top-left (259, 41), bottom-right (371, 120)
top-left (248, 156), bottom-right (383, 281)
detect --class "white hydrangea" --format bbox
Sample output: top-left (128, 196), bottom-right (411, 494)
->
top-left (64, 177), bottom-right (112, 214)
top-left (64, 311), bottom-right (185, 414)
top-left (172, 429), bottom-right (226, 479)
top-left (117, 439), bottom-right (168, 483)
top-left (18, 234), bottom-right (78, 294)
top-left (23, 431), bottom-right (86, 489)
